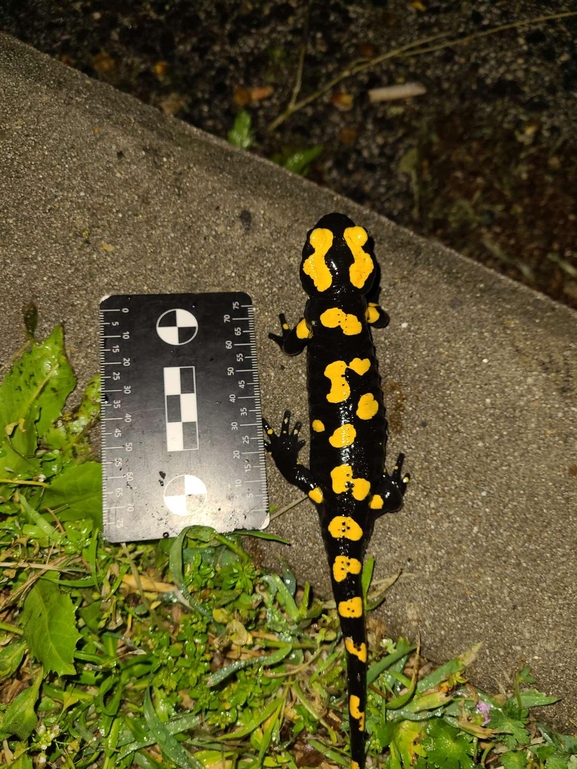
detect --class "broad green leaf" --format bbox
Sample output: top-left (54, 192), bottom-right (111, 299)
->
top-left (21, 579), bottom-right (81, 676)
top-left (488, 708), bottom-right (530, 745)
top-left (377, 718), bottom-right (426, 769)
top-left (0, 667), bottom-right (43, 740)
top-left (0, 326), bottom-right (75, 488)
top-left (0, 639), bottom-right (26, 681)
top-left (423, 719), bottom-right (476, 769)
top-left (42, 460), bottom-right (102, 523)
top-left (501, 751), bottom-right (528, 769)
top-left (0, 325), bottom-right (75, 441)
top-left (42, 374), bottom-right (100, 454)
top-left (227, 110), bottom-right (253, 149)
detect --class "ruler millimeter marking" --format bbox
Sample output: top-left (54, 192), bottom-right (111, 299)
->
top-left (100, 293), bottom-right (269, 542)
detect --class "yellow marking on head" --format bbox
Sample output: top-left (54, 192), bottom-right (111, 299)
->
top-left (327, 515), bottom-right (363, 541)
top-left (351, 762), bottom-right (361, 769)
top-left (369, 494), bottom-right (384, 510)
top-left (348, 357), bottom-right (371, 376)
top-left (344, 226), bottom-right (374, 290)
top-left (319, 308), bottom-right (362, 336)
top-left (356, 392), bottom-right (379, 420)
top-left (345, 637), bottom-right (368, 662)
top-left (308, 487), bottom-right (324, 504)
top-left (302, 228), bottom-right (333, 292)
top-left (339, 597), bottom-right (363, 618)
top-left (349, 695), bottom-right (365, 730)
top-left (324, 358), bottom-right (371, 404)
top-left (330, 465), bottom-right (370, 500)
top-left (366, 304), bottom-right (380, 324)
top-left (312, 419), bottom-right (325, 432)
top-left (333, 555), bottom-right (362, 582)
top-left (296, 318), bottom-right (313, 339)
top-left (328, 423), bottom-right (356, 448)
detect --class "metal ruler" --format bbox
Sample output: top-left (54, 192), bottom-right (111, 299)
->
top-left (99, 293), bottom-right (269, 542)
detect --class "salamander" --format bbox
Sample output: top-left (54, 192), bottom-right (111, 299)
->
top-left (263, 212), bottom-right (409, 769)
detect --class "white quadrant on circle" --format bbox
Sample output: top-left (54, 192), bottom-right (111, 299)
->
top-left (163, 366), bottom-right (199, 451)
top-left (164, 474), bottom-right (207, 516)
top-left (156, 308), bottom-right (198, 345)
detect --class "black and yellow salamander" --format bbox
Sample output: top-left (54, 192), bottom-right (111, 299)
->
top-left (263, 212), bottom-right (409, 769)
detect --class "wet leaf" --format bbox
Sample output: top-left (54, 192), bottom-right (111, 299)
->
top-left (42, 460), bottom-right (102, 523)
top-left (423, 719), bottom-right (476, 769)
top-left (21, 580), bottom-right (80, 676)
top-left (0, 668), bottom-right (43, 741)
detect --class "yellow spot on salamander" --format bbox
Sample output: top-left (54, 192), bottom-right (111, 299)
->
top-left (345, 637), bottom-right (368, 662)
top-left (328, 423), bottom-right (356, 448)
top-left (366, 303), bottom-right (380, 324)
top-left (312, 419), bottom-right (325, 432)
top-left (339, 596), bottom-right (363, 618)
top-left (302, 228), bottom-right (333, 292)
top-left (331, 465), bottom-right (371, 500)
top-left (324, 361), bottom-right (349, 403)
top-left (319, 308), bottom-right (362, 335)
top-left (369, 494), bottom-right (384, 509)
top-left (344, 226), bottom-right (374, 289)
top-left (351, 763), bottom-right (361, 769)
top-left (296, 318), bottom-right (313, 339)
top-left (324, 358), bottom-right (371, 404)
top-left (349, 695), bottom-right (365, 730)
top-left (356, 392), bottom-right (379, 420)
top-left (327, 516), bottom-right (363, 541)
top-left (308, 487), bottom-right (324, 504)
top-left (333, 555), bottom-right (362, 582)
top-left (348, 358), bottom-right (371, 376)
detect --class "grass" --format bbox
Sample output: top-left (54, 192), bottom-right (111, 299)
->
top-left (0, 323), bottom-right (575, 769)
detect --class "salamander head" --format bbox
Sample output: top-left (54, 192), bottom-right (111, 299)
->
top-left (300, 212), bottom-right (377, 297)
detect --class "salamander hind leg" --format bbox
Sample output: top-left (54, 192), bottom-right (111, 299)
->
top-left (368, 452), bottom-right (410, 516)
top-left (263, 410), bottom-right (319, 497)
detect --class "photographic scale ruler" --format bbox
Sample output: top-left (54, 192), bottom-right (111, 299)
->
top-left (99, 293), bottom-right (269, 542)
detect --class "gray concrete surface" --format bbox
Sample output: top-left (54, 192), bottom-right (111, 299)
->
top-left (1, 35), bottom-right (576, 729)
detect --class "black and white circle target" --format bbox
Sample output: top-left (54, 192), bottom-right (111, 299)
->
top-left (156, 308), bottom-right (198, 345)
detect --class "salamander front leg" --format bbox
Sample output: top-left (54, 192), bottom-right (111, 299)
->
top-left (263, 410), bottom-right (318, 497)
top-left (269, 313), bottom-right (311, 356)
top-left (369, 453), bottom-right (410, 516)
